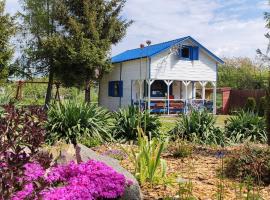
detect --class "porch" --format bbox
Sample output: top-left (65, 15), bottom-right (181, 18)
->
top-left (131, 79), bottom-right (217, 115)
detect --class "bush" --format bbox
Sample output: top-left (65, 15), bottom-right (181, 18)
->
top-left (46, 101), bottom-right (114, 145)
top-left (79, 135), bottom-right (102, 148)
top-left (170, 110), bottom-right (224, 145)
top-left (258, 96), bottom-right (267, 116)
top-left (113, 106), bottom-right (161, 141)
top-left (244, 97), bottom-right (256, 112)
top-left (225, 111), bottom-right (267, 144)
top-left (171, 139), bottom-right (193, 158)
top-left (0, 105), bottom-right (51, 199)
top-left (224, 145), bottom-right (270, 185)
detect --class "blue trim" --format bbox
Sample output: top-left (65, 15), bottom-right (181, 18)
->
top-left (111, 36), bottom-right (224, 65)
top-left (185, 36), bottom-right (224, 64)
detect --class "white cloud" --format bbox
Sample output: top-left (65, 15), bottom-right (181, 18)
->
top-left (112, 0), bottom-right (269, 59)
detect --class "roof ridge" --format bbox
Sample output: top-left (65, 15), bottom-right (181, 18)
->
top-left (123, 36), bottom-right (189, 52)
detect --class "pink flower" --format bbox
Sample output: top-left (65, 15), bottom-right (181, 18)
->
top-left (13, 160), bottom-right (132, 200)
top-left (12, 183), bottom-right (34, 200)
top-left (23, 162), bottom-right (45, 181)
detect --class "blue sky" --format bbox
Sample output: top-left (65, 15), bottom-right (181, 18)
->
top-left (5, 0), bottom-right (270, 59)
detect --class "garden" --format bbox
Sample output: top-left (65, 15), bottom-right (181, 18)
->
top-left (1, 0), bottom-right (270, 199)
top-left (1, 93), bottom-right (270, 199)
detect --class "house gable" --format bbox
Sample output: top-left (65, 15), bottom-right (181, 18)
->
top-left (111, 36), bottom-right (224, 65)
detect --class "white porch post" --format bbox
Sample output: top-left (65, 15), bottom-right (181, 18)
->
top-left (147, 80), bottom-right (154, 111)
top-left (183, 81), bottom-right (191, 114)
top-left (137, 80), bottom-right (143, 111)
top-left (212, 81), bottom-right (217, 115)
top-left (199, 81), bottom-right (207, 103)
top-left (164, 80), bottom-right (173, 115)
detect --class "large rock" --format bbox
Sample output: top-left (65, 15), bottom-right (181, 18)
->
top-left (50, 143), bottom-right (142, 200)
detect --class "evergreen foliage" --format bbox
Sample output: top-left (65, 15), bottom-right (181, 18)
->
top-left (0, 0), bottom-right (16, 82)
top-left (51, 0), bottom-right (132, 102)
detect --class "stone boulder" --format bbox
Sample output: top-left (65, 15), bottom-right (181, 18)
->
top-left (50, 143), bottom-right (142, 200)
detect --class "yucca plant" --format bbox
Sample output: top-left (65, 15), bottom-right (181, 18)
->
top-left (123, 127), bottom-right (167, 185)
top-left (46, 101), bottom-right (114, 161)
top-left (170, 110), bottom-right (224, 145)
top-left (113, 106), bottom-right (161, 141)
top-left (225, 110), bottom-right (267, 144)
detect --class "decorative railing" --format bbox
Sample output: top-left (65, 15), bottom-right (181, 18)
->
top-left (133, 99), bottom-right (213, 114)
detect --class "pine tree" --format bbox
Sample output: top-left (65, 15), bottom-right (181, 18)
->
top-left (0, 0), bottom-right (16, 82)
top-left (53, 0), bottom-right (132, 102)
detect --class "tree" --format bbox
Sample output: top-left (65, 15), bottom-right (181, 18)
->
top-left (0, 0), bottom-right (16, 82)
top-left (19, 0), bottom-right (58, 107)
top-left (218, 57), bottom-right (268, 89)
top-left (52, 0), bottom-right (132, 102)
top-left (257, 0), bottom-right (270, 145)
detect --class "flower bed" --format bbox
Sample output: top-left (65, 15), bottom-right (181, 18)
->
top-left (13, 160), bottom-right (132, 200)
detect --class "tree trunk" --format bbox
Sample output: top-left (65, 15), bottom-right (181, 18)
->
top-left (44, 67), bottom-right (54, 109)
top-left (98, 82), bottom-right (101, 106)
top-left (85, 78), bottom-right (91, 103)
top-left (267, 71), bottom-right (270, 146)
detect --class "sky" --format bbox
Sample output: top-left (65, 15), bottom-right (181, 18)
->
top-left (5, 0), bottom-right (270, 59)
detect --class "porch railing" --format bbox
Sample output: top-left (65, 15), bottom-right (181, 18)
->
top-left (133, 99), bottom-right (213, 114)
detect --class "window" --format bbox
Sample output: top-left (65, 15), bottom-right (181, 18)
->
top-left (151, 80), bottom-right (172, 97)
top-left (181, 46), bottom-right (190, 59)
top-left (179, 46), bottom-right (199, 61)
top-left (108, 81), bottom-right (123, 97)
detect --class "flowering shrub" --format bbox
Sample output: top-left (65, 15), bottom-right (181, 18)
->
top-left (12, 160), bottom-right (131, 200)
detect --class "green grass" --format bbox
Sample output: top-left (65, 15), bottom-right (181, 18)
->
top-left (159, 115), bottom-right (230, 133)
top-left (0, 80), bottom-right (98, 106)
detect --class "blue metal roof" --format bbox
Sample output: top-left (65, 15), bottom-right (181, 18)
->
top-left (111, 36), bottom-right (224, 64)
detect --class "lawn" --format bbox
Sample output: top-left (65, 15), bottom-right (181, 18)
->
top-left (159, 115), bottom-right (231, 133)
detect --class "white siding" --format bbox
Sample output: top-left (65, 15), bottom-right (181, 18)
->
top-left (99, 64), bottom-right (121, 111)
top-left (99, 59), bottom-right (148, 111)
top-left (150, 41), bottom-right (217, 82)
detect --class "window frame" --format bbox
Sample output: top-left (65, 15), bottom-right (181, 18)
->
top-left (108, 81), bottom-right (123, 97)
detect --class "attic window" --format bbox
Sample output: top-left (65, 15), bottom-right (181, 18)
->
top-left (181, 47), bottom-right (190, 58)
top-left (179, 46), bottom-right (199, 60)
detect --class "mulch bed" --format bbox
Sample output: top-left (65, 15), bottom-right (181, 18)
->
top-left (93, 144), bottom-right (270, 200)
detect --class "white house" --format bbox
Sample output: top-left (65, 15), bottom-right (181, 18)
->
top-left (99, 36), bottom-right (224, 114)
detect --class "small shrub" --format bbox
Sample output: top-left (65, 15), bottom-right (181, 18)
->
top-left (224, 145), bottom-right (270, 185)
top-left (170, 110), bottom-right (225, 145)
top-left (244, 97), bottom-right (256, 112)
top-left (225, 111), bottom-right (267, 144)
top-left (113, 106), bottom-right (161, 141)
top-left (79, 136), bottom-right (102, 148)
top-left (171, 140), bottom-right (193, 158)
top-left (46, 101), bottom-right (114, 145)
top-left (257, 96), bottom-right (266, 116)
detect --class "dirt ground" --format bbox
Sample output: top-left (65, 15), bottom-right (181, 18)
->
top-left (94, 144), bottom-right (270, 200)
